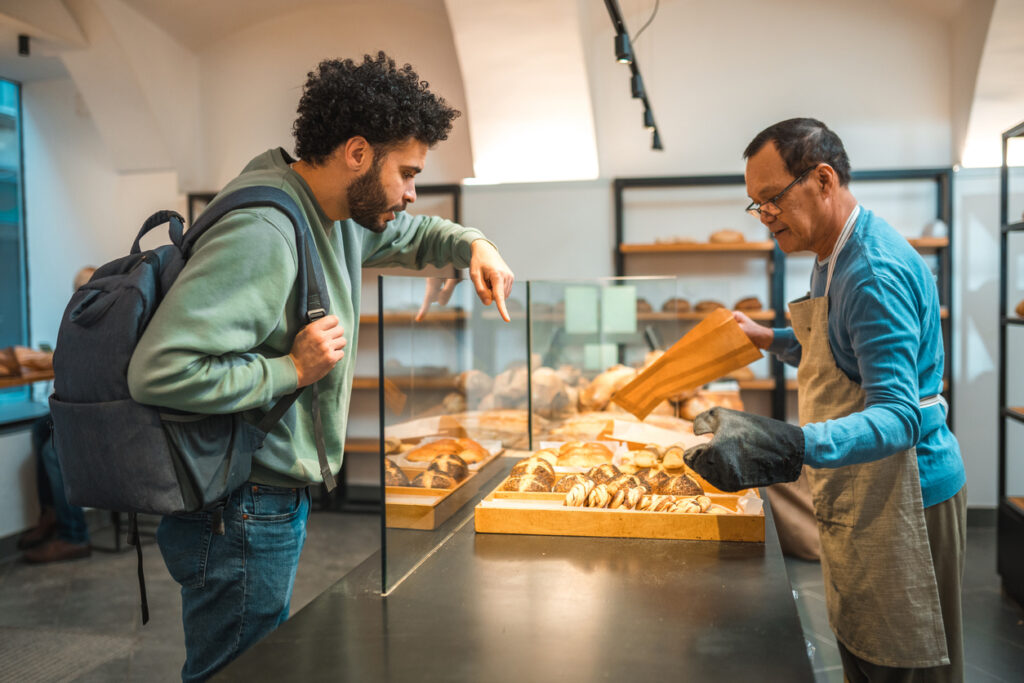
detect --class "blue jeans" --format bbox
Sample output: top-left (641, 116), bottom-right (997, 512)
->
top-left (157, 482), bottom-right (311, 682)
top-left (32, 416), bottom-right (89, 544)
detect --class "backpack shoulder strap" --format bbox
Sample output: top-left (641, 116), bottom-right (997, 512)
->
top-left (186, 186), bottom-right (336, 491)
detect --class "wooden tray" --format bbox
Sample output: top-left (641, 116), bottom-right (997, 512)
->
top-left (474, 473), bottom-right (764, 542)
top-left (385, 450), bottom-right (504, 530)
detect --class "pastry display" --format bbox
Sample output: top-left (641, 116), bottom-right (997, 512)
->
top-left (1016, 298), bottom-right (1024, 319)
top-left (694, 299), bottom-right (725, 313)
top-left (556, 441), bottom-right (614, 468)
top-left (734, 296), bottom-right (763, 312)
top-left (585, 462), bottom-right (621, 484)
top-left (661, 297), bottom-right (692, 313)
top-left (553, 473), bottom-right (594, 493)
top-left (579, 364), bottom-right (637, 411)
top-left (428, 453), bottom-right (469, 482)
top-left (661, 474), bottom-right (703, 496)
top-left (500, 474), bottom-right (552, 493)
top-left (405, 437), bottom-right (490, 464)
top-left (709, 229), bottom-right (745, 244)
top-left (384, 458), bottom-right (411, 487)
top-left (411, 470), bottom-right (456, 489)
top-left (636, 298), bottom-right (653, 313)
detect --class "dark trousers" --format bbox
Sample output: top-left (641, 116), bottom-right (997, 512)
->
top-left (32, 415), bottom-right (89, 544)
top-left (838, 486), bottom-right (966, 683)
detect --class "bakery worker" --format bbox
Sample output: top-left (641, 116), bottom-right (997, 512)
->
top-left (684, 118), bottom-right (967, 682)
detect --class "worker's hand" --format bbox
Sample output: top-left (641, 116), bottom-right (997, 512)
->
top-left (733, 310), bottom-right (773, 349)
top-left (415, 277), bottom-right (459, 322)
top-left (289, 315), bottom-right (347, 387)
top-left (469, 240), bottom-right (515, 322)
top-left (683, 407), bottom-right (804, 491)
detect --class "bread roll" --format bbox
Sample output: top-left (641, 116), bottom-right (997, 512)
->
top-left (492, 365), bottom-right (529, 405)
top-left (441, 392), bottom-right (466, 414)
top-left (556, 441), bottom-right (613, 468)
top-left (661, 446), bottom-right (686, 470)
top-left (734, 296), bottom-right (763, 312)
top-left (531, 448), bottom-right (559, 468)
top-left (660, 474), bottom-right (704, 496)
top-left (384, 458), bottom-right (410, 487)
top-left (428, 453), bottom-right (469, 482)
top-left (695, 300), bottom-right (725, 313)
top-left (636, 298), bottom-right (653, 313)
top-left (680, 395), bottom-right (713, 421)
top-left (405, 437), bottom-right (489, 464)
top-left (579, 365), bottom-right (637, 411)
top-left (661, 297), bottom-right (692, 313)
top-left (709, 229), bottom-right (745, 244)
top-left (500, 474), bottom-right (552, 492)
top-left (586, 462), bottom-right (621, 484)
top-left (532, 366), bottom-right (573, 419)
top-left (1016, 299), bottom-right (1024, 319)
top-left (411, 470), bottom-right (456, 489)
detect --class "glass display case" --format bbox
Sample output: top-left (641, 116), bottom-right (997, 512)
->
top-left (378, 274), bottom-right (526, 593)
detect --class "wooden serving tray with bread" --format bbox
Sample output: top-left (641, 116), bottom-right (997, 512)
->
top-left (474, 442), bottom-right (764, 542)
top-left (385, 437), bottom-right (504, 530)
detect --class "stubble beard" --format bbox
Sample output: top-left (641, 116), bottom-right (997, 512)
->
top-left (347, 159), bottom-right (403, 233)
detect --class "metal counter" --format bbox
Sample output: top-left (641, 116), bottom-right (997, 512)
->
top-left (218, 492), bottom-right (814, 682)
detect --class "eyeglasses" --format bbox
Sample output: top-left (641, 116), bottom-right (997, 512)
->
top-left (745, 166), bottom-right (816, 218)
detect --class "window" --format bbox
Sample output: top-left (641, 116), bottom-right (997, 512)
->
top-left (0, 79), bottom-right (36, 421)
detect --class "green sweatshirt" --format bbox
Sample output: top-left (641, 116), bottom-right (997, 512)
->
top-left (127, 148), bottom-right (487, 487)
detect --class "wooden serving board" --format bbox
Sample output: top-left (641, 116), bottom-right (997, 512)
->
top-left (385, 450), bottom-right (504, 530)
top-left (474, 474), bottom-right (764, 542)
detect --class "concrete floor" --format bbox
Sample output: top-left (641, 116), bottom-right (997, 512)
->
top-left (0, 514), bottom-right (1021, 682)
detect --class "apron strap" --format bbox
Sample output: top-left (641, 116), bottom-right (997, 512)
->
top-left (824, 205), bottom-right (862, 297)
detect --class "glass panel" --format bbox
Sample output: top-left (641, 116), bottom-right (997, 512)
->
top-left (0, 79), bottom-right (29, 411)
top-left (379, 274), bottom-right (527, 593)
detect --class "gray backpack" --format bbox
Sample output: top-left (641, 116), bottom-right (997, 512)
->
top-left (48, 186), bottom-right (337, 622)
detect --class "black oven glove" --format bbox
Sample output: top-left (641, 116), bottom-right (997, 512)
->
top-left (683, 407), bottom-right (804, 492)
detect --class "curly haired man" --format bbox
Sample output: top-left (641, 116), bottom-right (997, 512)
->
top-left (128, 52), bottom-right (514, 681)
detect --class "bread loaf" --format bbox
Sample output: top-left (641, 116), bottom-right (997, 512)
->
top-left (694, 300), bottom-right (725, 313)
top-left (636, 298), bottom-right (653, 313)
top-left (586, 462), bottom-right (621, 484)
top-left (428, 453), bottom-right (469, 482)
top-left (636, 466), bottom-right (669, 492)
top-left (384, 458), bottom-right (410, 487)
top-left (579, 365), bottom-right (637, 411)
top-left (531, 448), bottom-right (559, 468)
top-left (734, 296), bottom-right (763, 312)
top-left (500, 475), bottom-right (552, 493)
top-left (660, 474), bottom-right (704, 496)
top-left (411, 470), bottom-right (456, 489)
top-left (510, 457), bottom-right (556, 485)
top-left (709, 229), bottom-right (745, 244)
top-left (405, 437), bottom-right (489, 464)
top-left (661, 297), bottom-right (691, 313)
top-left (661, 446), bottom-right (686, 470)
top-left (680, 396), bottom-right (713, 421)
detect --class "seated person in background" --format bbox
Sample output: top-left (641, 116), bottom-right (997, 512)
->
top-left (18, 266), bottom-right (95, 563)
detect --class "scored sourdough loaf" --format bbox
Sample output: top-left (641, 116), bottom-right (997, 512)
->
top-left (427, 453), bottom-right (470, 482)
top-left (411, 470), bottom-right (456, 489)
top-left (499, 474), bottom-right (552, 493)
top-left (383, 458), bottom-right (411, 487)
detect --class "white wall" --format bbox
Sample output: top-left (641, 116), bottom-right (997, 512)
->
top-left (0, 429), bottom-right (37, 538)
top-left (197, 0), bottom-right (473, 191)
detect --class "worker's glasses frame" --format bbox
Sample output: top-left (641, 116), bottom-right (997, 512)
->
top-left (745, 165), bottom-right (816, 218)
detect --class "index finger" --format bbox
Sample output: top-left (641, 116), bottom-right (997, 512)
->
top-left (492, 277), bottom-right (510, 322)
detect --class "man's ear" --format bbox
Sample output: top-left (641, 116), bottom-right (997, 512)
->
top-left (815, 164), bottom-right (838, 197)
top-left (343, 136), bottom-right (373, 172)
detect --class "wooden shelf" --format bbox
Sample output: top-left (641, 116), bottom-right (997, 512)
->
top-left (360, 310), bottom-right (468, 326)
top-left (1008, 497), bottom-right (1024, 514)
top-left (0, 370), bottom-right (54, 390)
top-left (344, 437), bottom-right (380, 454)
top-left (352, 376), bottom-right (458, 391)
top-left (906, 237), bottom-right (948, 250)
top-left (619, 241), bottom-right (776, 254)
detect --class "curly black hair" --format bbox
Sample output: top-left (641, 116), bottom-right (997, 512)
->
top-left (743, 118), bottom-right (851, 186)
top-left (293, 51), bottom-right (461, 165)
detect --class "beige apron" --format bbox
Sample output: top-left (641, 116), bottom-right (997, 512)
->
top-left (789, 215), bottom-right (948, 668)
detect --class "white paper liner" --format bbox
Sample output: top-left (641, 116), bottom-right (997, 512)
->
top-left (385, 493), bottom-right (444, 505)
top-left (385, 416), bottom-right (442, 440)
top-left (608, 420), bottom-right (710, 449)
top-left (737, 492), bottom-right (763, 515)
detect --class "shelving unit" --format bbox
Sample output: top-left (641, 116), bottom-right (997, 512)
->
top-left (613, 169), bottom-right (954, 424)
top-left (997, 118), bottom-right (1024, 606)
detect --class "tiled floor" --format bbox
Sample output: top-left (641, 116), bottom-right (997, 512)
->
top-left (785, 524), bottom-right (1024, 682)
top-left (1, 514), bottom-right (1021, 682)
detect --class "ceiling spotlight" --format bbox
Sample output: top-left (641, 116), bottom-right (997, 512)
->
top-left (630, 73), bottom-right (644, 99)
top-left (614, 33), bottom-right (633, 64)
top-left (652, 129), bottom-right (663, 151)
top-left (643, 109), bottom-right (655, 131)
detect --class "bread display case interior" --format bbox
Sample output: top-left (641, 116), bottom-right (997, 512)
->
top-left (378, 274), bottom-right (527, 593)
top-left (997, 121), bottom-right (1024, 606)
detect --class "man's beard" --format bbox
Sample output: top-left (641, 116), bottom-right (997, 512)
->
top-left (348, 159), bottom-right (403, 233)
